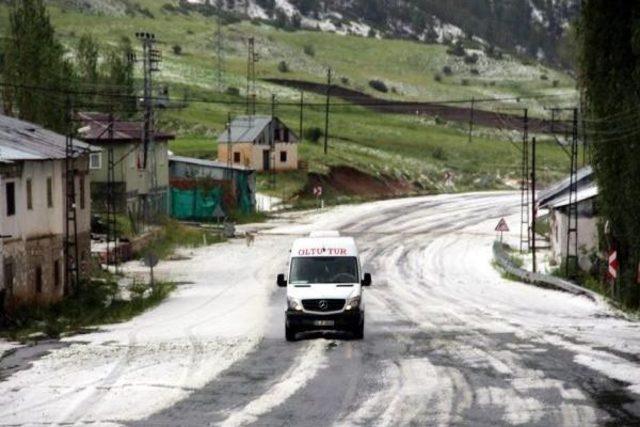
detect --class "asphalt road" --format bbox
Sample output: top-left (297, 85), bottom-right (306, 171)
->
top-left (1, 192), bottom-right (639, 426)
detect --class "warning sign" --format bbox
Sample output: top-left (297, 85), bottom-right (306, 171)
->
top-left (495, 218), bottom-right (510, 232)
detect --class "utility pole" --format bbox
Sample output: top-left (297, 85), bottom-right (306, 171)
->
top-left (566, 108), bottom-right (580, 277)
top-left (270, 94), bottom-right (277, 188)
top-left (246, 37), bottom-right (258, 116)
top-left (135, 32), bottom-right (162, 223)
top-left (299, 89), bottom-right (304, 142)
top-left (106, 111), bottom-right (117, 272)
top-left (226, 112), bottom-right (233, 172)
top-left (531, 137), bottom-right (537, 273)
top-left (215, 3), bottom-right (225, 91)
top-left (520, 108), bottom-right (530, 253)
top-left (468, 97), bottom-right (475, 144)
top-left (324, 67), bottom-right (332, 155)
top-left (64, 96), bottom-right (80, 296)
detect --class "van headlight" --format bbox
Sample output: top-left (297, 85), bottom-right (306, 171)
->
top-left (345, 296), bottom-right (360, 311)
top-left (288, 297), bottom-right (303, 311)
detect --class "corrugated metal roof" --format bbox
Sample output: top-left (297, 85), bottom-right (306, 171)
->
top-left (169, 155), bottom-right (254, 172)
top-left (77, 111), bottom-right (175, 143)
top-left (537, 166), bottom-right (594, 207)
top-left (0, 114), bottom-right (96, 161)
top-left (217, 116), bottom-right (272, 143)
top-left (545, 182), bottom-right (598, 209)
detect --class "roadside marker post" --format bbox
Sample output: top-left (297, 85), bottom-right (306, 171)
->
top-left (495, 218), bottom-right (510, 243)
top-left (608, 249), bottom-right (619, 298)
top-left (313, 186), bottom-right (323, 210)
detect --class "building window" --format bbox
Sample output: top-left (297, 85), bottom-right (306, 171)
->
top-left (54, 260), bottom-right (60, 288)
top-left (5, 182), bottom-right (15, 216)
top-left (35, 266), bottom-right (43, 293)
top-left (90, 153), bottom-right (102, 170)
top-left (280, 151), bottom-right (287, 162)
top-left (234, 152), bottom-right (241, 163)
top-left (47, 177), bottom-right (53, 208)
top-left (26, 179), bottom-right (33, 210)
top-left (80, 176), bottom-right (85, 210)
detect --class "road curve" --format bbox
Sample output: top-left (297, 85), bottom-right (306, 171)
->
top-left (1, 192), bottom-right (639, 426)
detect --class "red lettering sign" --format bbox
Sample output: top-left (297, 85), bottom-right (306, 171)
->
top-left (297, 248), bottom-right (348, 256)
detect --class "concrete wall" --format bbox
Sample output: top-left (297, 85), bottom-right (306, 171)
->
top-left (218, 142), bottom-right (298, 172)
top-left (549, 201), bottom-right (599, 266)
top-left (89, 141), bottom-right (170, 216)
top-left (0, 156), bottom-right (92, 309)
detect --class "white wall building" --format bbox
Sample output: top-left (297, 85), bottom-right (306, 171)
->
top-left (0, 115), bottom-right (96, 313)
top-left (538, 167), bottom-right (600, 268)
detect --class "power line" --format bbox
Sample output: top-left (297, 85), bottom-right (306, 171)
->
top-left (0, 80), bottom-right (572, 110)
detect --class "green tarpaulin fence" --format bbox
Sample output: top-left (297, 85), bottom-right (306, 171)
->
top-left (236, 173), bottom-right (253, 215)
top-left (171, 187), bottom-right (223, 221)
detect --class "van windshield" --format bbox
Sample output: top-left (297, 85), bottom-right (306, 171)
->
top-left (290, 257), bottom-right (359, 284)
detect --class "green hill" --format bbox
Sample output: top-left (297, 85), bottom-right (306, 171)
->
top-left (0, 0), bottom-right (579, 203)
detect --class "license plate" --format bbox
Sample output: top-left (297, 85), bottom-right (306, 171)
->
top-left (313, 320), bottom-right (335, 327)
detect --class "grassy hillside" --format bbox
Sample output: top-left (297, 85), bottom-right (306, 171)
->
top-left (0, 1), bottom-right (579, 203)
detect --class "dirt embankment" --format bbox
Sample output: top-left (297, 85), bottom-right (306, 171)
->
top-left (301, 166), bottom-right (415, 199)
top-left (265, 78), bottom-right (557, 133)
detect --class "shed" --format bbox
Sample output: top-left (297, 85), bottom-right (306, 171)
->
top-left (538, 168), bottom-right (599, 267)
top-left (169, 155), bottom-right (256, 220)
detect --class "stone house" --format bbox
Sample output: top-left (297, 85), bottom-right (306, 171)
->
top-left (0, 115), bottom-right (95, 312)
top-left (217, 116), bottom-right (299, 172)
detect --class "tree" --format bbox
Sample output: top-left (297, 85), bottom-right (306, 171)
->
top-left (2, 0), bottom-right (72, 132)
top-left (580, 0), bottom-right (640, 309)
top-left (102, 37), bottom-right (136, 117)
top-left (77, 34), bottom-right (99, 87)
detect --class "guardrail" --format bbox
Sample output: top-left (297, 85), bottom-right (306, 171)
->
top-left (492, 241), bottom-right (599, 301)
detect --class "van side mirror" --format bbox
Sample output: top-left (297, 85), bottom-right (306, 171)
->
top-left (362, 273), bottom-right (372, 287)
top-left (277, 274), bottom-right (287, 287)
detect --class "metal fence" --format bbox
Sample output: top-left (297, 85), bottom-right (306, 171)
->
top-left (492, 241), bottom-right (599, 302)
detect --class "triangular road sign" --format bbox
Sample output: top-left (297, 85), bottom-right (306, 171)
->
top-left (495, 218), bottom-right (510, 232)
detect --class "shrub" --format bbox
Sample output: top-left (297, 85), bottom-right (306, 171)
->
top-left (340, 77), bottom-right (350, 86)
top-left (172, 44), bottom-right (183, 55)
top-left (368, 28), bottom-right (376, 38)
top-left (303, 44), bottom-right (315, 56)
top-left (485, 45), bottom-right (503, 60)
top-left (464, 53), bottom-right (479, 64)
top-left (461, 79), bottom-right (469, 86)
top-left (540, 74), bottom-right (549, 80)
top-left (442, 65), bottom-right (453, 76)
top-left (225, 87), bottom-right (240, 96)
top-left (434, 73), bottom-right (442, 82)
top-left (446, 42), bottom-right (466, 57)
top-left (470, 68), bottom-right (480, 75)
top-left (304, 127), bottom-right (323, 143)
top-left (552, 80), bottom-right (560, 87)
top-left (278, 61), bottom-right (289, 73)
top-left (432, 147), bottom-right (447, 160)
top-left (369, 79), bottom-right (388, 93)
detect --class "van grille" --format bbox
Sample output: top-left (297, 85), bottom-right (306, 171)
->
top-left (302, 299), bottom-right (345, 312)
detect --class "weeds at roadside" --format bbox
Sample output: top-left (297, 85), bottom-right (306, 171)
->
top-left (491, 260), bottom-right (522, 283)
top-left (1, 279), bottom-right (176, 342)
top-left (141, 219), bottom-right (226, 260)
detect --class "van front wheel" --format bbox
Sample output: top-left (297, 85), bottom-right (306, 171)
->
top-left (285, 324), bottom-right (297, 342)
top-left (352, 321), bottom-right (364, 340)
